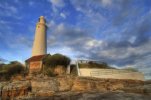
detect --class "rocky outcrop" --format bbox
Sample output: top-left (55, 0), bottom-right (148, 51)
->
top-left (0, 76), bottom-right (150, 100)
top-left (0, 81), bottom-right (31, 100)
top-left (54, 65), bottom-right (66, 75)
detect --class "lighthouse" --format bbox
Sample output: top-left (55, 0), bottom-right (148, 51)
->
top-left (32, 16), bottom-right (47, 56)
top-left (26, 16), bottom-right (47, 74)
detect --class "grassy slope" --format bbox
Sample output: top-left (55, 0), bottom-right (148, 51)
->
top-left (79, 63), bottom-right (115, 69)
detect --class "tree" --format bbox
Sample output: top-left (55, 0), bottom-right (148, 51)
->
top-left (43, 53), bottom-right (71, 68)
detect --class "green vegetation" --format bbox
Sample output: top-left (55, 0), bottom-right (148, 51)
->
top-left (0, 61), bottom-right (25, 80)
top-left (43, 53), bottom-right (71, 76)
top-left (43, 53), bottom-right (70, 67)
top-left (123, 67), bottom-right (139, 72)
top-left (70, 64), bottom-right (78, 76)
top-left (79, 61), bottom-right (115, 69)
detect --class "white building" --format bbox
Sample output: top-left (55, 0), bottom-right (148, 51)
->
top-left (71, 59), bottom-right (145, 81)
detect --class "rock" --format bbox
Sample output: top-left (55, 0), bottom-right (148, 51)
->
top-left (0, 82), bottom-right (8, 97)
top-left (1, 81), bottom-right (31, 100)
top-left (31, 78), bottom-right (59, 93)
top-left (144, 80), bottom-right (151, 84)
top-left (0, 76), bottom-right (150, 99)
top-left (143, 84), bottom-right (151, 94)
top-left (57, 76), bottom-right (72, 92)
top-left (11, 75), bottom-right (25, 81)
top-left (72, 78), bottom-right (92, 91)
top-left (36, 90), bottom-right (55, 97)
top-left (54, 65), bottom-right (66, 75)
top-left (72, 77), bottom-right (125, 92)
top-left (16, 92), bottom-right (151, 100)
top-left (25, 75), bottom-right (33, 80)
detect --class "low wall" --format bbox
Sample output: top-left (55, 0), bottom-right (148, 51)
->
top-left (79, 68), bottom-right (144, 81)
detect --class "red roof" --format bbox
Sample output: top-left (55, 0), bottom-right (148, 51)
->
top-left (25, 55), bottom-right (45, 62)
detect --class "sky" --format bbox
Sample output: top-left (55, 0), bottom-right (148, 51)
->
top-left (0, 0), bottom-right (151, 79)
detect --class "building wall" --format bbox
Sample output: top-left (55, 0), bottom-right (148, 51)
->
top-left (29, 61), bottom-right (42, 73)
top-left (79, 68), bottom-right (144, 81)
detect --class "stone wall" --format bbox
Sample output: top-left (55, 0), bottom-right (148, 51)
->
top-left (79, 68), bottom-right (144, 81)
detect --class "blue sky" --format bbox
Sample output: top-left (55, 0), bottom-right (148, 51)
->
top-left (0, 0), bottom-right (151, 79)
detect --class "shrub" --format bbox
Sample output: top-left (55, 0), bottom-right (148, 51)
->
top-left (43, 54), bottom-right (71, 76)
top-left (43, 54), bottom-right (52, 67)
top-left (44, 68), bottom-right (56, 77)
top-left (123, 67), bottom-right (138, 72)
top-left (7, 62), bottom-right (24, 76)
top-left (43, 53), bottom-right (71, 68)
top-left (0, 61), bottom-right (25, 80)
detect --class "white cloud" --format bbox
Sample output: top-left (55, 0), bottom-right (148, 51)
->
top-left (48, 46), bottom-right (76, 58)
top-left (128, 36), bottom-right (136, 44)
top-left (0, 3), bottom-right (17, 13)
top-left (0, 2), bottom-right (18, 17)
top-left (85, 39), bottom-right (106, 50)
top-left (55, 23), bottom-right (65, 33)
top-left (101, 0), bottom-right (112, 6)
top-left (60, 12), bottom-right (66, 19)
top-left (100, 39), bottom-right (151, 60)
top-left (70, 0), bottom-right (107, 32)
top-left (48, 0), bottom-right (65, 13)
top-left (47, 20), bottom-right (56, 28)
top-left (49, 0), bottom-right (65, 7)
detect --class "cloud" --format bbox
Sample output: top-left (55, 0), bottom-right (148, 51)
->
top-left (46, 5), bottom-right (151, 65)
top-left (60, 12), bottom-right (66, 19)
top-left (47, 0), bottom-right (66, 21)
top-left (101, 0), bottom-right (112, 6)
top-left (49, 0), bottom-right (65, 7)
top-left (46, 1), bottom-right (151, 79)
top-left (0, 1), bottom-right (22, 20)
top-left (0, 2), bottom-right (18, 16)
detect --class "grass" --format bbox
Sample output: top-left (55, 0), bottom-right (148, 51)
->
top-left (79, 62), bottom-right (115, 69)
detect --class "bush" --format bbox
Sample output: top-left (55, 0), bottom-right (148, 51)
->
top-left (43, 54), bottom-right (52, 67)
top-left (7, 64), bottom-right (24, 76)
top-left (42, 54), bottom-right (71, 76)
top-left (43, 68), bottom-right (56, 77)
top-left (0, 61), bottom-right (25, 80)
top-left (43, 53), bottom-right (71, 68)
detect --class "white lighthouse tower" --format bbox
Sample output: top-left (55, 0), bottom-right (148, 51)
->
top-left (32, 16), bottom-right (47, 56)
